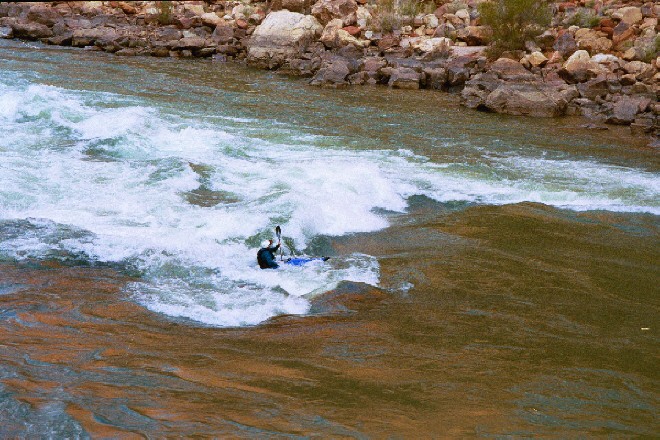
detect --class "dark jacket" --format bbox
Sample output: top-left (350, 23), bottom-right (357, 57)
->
top-left (257, 243), bottom-right (280, 269)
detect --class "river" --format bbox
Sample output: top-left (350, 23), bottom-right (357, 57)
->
top-left (0, 38), bottom-right (658, 437)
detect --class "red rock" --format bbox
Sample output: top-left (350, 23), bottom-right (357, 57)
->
top-left (377, 34), bottom-right (399, 50)
top-left (600, 18), bottom-right (615, 28)
top-left (613, 22), bottom-right (635, 44)
top-left (342, 25), bottom-right (360, 36)
top-left (601, 26), bottom-right (613, 38)
top-left (118, 2), bottom-right (137, 15)
top-left (235, 19), bottom-right (248, 29)
top-left (558, 2), bottom-right (577, 13)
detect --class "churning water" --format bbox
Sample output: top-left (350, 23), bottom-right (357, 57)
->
top-left (1, 39), bottom-right (659, 437)
top-left (1, 39), bottom-right (658, 328)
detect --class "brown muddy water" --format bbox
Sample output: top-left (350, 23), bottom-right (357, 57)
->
top-left (1, 39), bottom-right (659, 437)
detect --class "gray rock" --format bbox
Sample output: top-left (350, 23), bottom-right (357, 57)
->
top-left (388, 67), bottom-right (420, 89)
top-left (175, 36), bottom-right (206, 50)
top-left (607, 96), bottom-right (651, 124)
top-left (577, 78), bottom-right (608, 100)
top-left (26, 4), bottom-right (61, 27)
top-left (11, 21), bottom-right (53, 40)
top-left (72, 27), bottom-right (119, 47)
top-left (423, 67), bottom-right (448, 89)
top-left (484, 83), bottom-right (568, 117)
top-left (211, 24), bottom-right (234, 44)
top-left (553, 32), bottom-right (577, 59)
top-left (309, 57), bottom-right (351, 86)
top-left (490, 58), bottom-right (534, 80)
top-left (463, 74), bottom-right (570, 117)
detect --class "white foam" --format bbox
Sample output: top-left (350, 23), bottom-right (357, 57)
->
top-left (1, 77), bottom-right (658, 327)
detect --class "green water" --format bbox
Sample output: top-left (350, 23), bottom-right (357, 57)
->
top-left (0, 38), bottom-right (658, 437)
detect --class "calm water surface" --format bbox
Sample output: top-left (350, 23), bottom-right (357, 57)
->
top-left (0, 39), bottom-right (658, 437)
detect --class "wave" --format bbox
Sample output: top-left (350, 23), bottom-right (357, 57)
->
top-left (0, 77), bottom-right (658, 326)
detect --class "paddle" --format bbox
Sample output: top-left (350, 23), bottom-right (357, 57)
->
top-left (275, 225), bottom-right (283, 261)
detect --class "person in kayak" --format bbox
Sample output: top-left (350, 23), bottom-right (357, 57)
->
top-left (257, 239), bottom-right (280, 269)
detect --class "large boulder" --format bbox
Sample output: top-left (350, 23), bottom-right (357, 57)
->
top-left (247, 11), bottom-right (323, 69)
top-left (11, 21), bottom-right (53, 40)
top-left (576, 77), bottom-right (608, 100)
top-left (462, 71), bottom-right (573, 118)
top-left (311, 0), bottom-right (358, 26)
top-left (483, 83), bottom-right (569, 117)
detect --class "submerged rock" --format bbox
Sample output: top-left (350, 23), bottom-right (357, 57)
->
top-left (307, 281), bottom-right (388, 315)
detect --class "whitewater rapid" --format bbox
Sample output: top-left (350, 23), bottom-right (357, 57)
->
top-left (1, 60), bottom-right (658, 326)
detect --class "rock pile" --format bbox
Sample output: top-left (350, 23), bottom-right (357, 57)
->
top-left (1, 0), bottom-right (657, 140)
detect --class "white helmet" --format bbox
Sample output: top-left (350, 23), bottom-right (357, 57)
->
top-left (261, 239), bottom-right (272, 248)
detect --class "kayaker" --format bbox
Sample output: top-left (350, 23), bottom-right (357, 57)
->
top-left (257, 239), bottom-right (280, 269)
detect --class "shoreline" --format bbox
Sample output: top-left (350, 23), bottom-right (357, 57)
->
top-left (0, 1), bottom-right (658, 146)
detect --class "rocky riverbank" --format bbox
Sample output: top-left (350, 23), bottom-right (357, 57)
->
top-left (1, 1), bottom-right (658, 144)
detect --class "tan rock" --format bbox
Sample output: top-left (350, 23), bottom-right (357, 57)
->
top-left (574, 28), bottom-right (612, 54)
top-left (457, 25), bottom-right (492, 46)
top-left (640, 17), bottom-right (658, 31)
top-left (622, 47), bottom-right (637, 61)
top-left (624, 61), bottom-right (655, 80)
top-left (455, 9), bottom-right (470, 25)
top-left (201, 12), bottom-right (223, 27)
top-left (560, 50), bottom-right (597, 83)
top-left (491, 57), bottom-right (533, 79)
top-left (320, 18), bottom-right (367, 48)
top-left (443, 13), bottom-right (465, 28)
top-left (81, 1), bottom-right (104, 15)
top-left (527, 51), bottom-right (548, 67)
top-left (311, 0), bottom-right (358, 26)
top-left (117, 2), bottom-right (137, 15)
top-left (612, 6), bottom-right (643, 26)
top-left (183, 3), bottom-right (206, 16)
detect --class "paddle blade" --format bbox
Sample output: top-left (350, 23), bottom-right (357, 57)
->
top-left (275, 225), bottom-right (281, 239)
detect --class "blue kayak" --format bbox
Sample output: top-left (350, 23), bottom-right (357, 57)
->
top-left (285, 257), bottom-right (330, 266)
